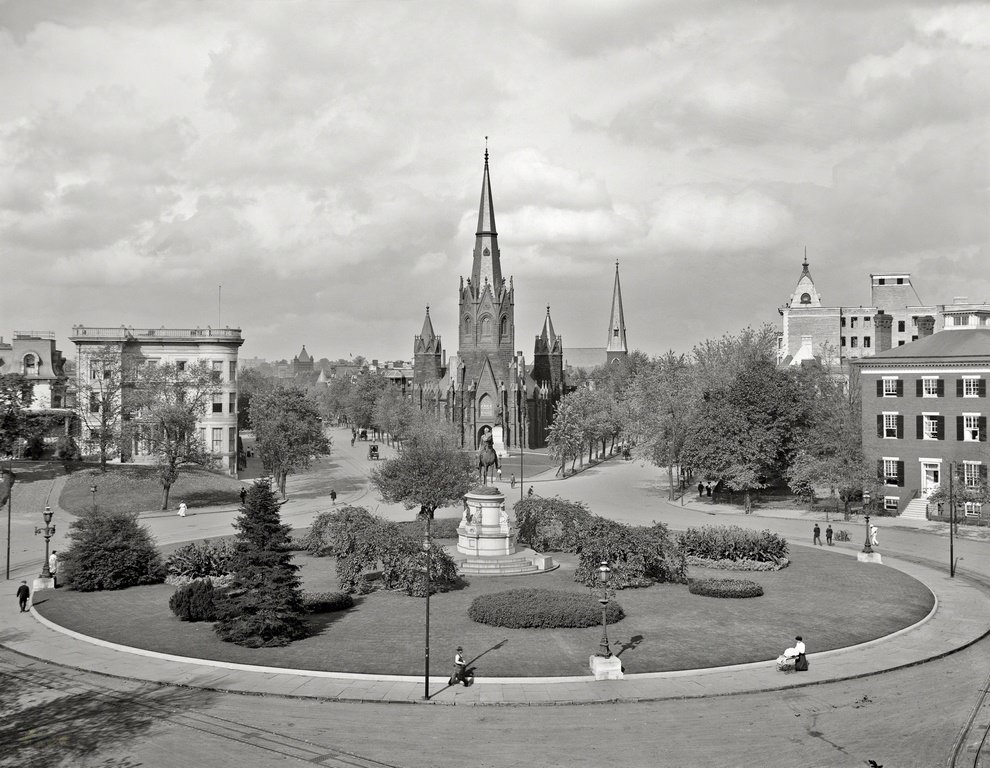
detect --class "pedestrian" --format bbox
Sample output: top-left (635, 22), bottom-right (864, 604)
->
top-left (16, 580), bottom-right (29, 612)
top-left (698, 481), bottom-right (704, 498)
top-left (527, 486), bottom-right (534, 497)
top-left (351, 435), bottom-right (356, 447)
top-left (705, 483), bottom-right (712, 497)
top-left (48, 550), bottom-right (58, 576)
top-left (870, 524), bottom-right (879, 548)
top-left (497, 467), bottom-right (502, 482)
top-left (510, 474), bottom-right (516, 489)
top-left (813, 523), bottom-right (822, 546)
top-left (452, 646), bottom-right (470, 687)
top-left (178, 501), bottom-right (187, 517)
top-left (330, 489), bottom-right (337, 505)
top-left (825, 525), bottom-right (833, 545)
top-left (239, 487), bottom-right (247, 505)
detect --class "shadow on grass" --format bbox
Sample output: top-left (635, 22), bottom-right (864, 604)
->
top-left (614, 633), bottom-right (644, 658)
top-left (305, 596), bottom-right (367, 637)
top-left (0, 674), bottom-right (216, 768)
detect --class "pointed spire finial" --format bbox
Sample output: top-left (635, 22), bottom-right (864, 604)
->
top-left (803, 246), bottom-right (808, 268)
top-left (485, 136), bottom-right (488, 164)
top-left (426, 304), bottom-right (430, 315)
top-left (547, 305), bottom-right (551, 315)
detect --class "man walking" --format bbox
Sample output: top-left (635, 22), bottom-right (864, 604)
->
top-left (825, 524), bottom-right (833, 545)
top-left (239, 487), bottom-right (247, 505)
top-left (870, 524), bottom-right (879, 548)
top-left (813, 524), bottom-right (822, 546)
top-left (48, 550), bottom-right (58, 576)
top-left (16, 581), bottom-right (29, 612)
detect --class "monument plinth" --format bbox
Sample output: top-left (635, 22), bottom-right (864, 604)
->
top-left (456, 486), bottom-right (556, 576)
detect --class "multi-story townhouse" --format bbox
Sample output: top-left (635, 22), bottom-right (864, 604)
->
top-left (854, 327), bottom-right (990, 522)
top-left (69, 325), bottom-right (244, 476)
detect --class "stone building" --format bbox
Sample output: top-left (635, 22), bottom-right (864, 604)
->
top-left (854, 326), bottom-right (990, 521)
top-left (411, 151), bottom-right (628, 450)
top-left (0, 331), bottom-right (69, 410)
top-left (69, 325), bottom-right (244, 475)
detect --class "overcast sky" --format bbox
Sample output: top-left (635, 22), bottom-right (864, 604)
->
top-left (1, 1), bottom-right (987, 365)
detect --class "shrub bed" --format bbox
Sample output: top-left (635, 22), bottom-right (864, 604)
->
top-left (468, 588), bottom-right (625, 628)
top-left (688, 578), bottom-right (764, 598)
top-left (686, 555), bottom-right (789, 572)
top-left (512, 497), bottom-right (592, 552)
top-left (165, 539), bottom-right (234, 581)
top-left (169, 579), bottom-right (221, 621)
top-left (678, 525), bottom-right (788, 563)
top-left (301, 591), bottom-right (354, 614)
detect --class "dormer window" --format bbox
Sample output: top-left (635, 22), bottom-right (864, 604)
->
top-left (23, 354), bottom-right (38, 374)
top-left (800, 293), bottom-right (811, 304)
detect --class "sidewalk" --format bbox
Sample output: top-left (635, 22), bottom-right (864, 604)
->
top-left (3, 546), bottom-right (987, 705)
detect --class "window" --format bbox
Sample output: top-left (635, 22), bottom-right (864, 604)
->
top-left (229, 393), bottom-right (236, 414)
top-left (912, 336), bottom-right (918, 342)
top-left (177, 360), bottom-right (186, 371)
top-left (480, 316), bottom-right (493, 337)
top-left (229, 361), bottom-right (236, 382)
top-left (964, 462), bottom-right (982, 487)
top-left (212, 427), bottom-right (222, 453)
top-left (922, 414), bottom-right (940, 440)
top-left (883, 458), bottom-right (900, 485)
top-left (23, 354), bottom-right (37, 373)
top-left (883, 413), bottom-right (899, 438)
top-left (841, 317), bottom-right (847, 328)
top-left (841, 337), bottom-right (846, 347)
top-left (962, 377), bottom-right (983, 397)
top-left (884, 497), bottom-right (899, 511)
top-left (800, 292), bottom-right (811, 304)
top-left (882, 378), bottom-right (900, 397)
top-left (212, 394), bottom-right (223, 413)
top-left (850, 337), bottom-right (858, 348)
top-left (865, 316), bottom-right (872, 326)
top-left (963, 415), bottom-right (981, 441)
top-left (212, 360), bottom-right (223, 375)
top-left (464, 316), bottom-right (472, 334)
top-left (898, 340), bottom-right (906, 346)
top-left (229, 427), bottom-right (236, 452)
top-left (964, 502), bottom-right (983, 517)
top-left (898, 321), bottom-right (905, 332)
top-left (897, 278), bottom-right (904, 285)
top-left (953, 315), bottom-right (970, 327)
top-left (851, 317), bottom-right (858, 329)
top-left (90, 367), bottom-right (99, 380)
top-left (878, 278), bottom-right (886, 285)
top-left (922, 377), bottom-right (940, 397)
top-left (89, 393), bottom-right (100, 414)
top-left (864, 337), bottom-right (872, 348)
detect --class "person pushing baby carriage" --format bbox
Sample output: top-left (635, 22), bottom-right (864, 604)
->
top-left (776, 635), bottom-right (808, 672)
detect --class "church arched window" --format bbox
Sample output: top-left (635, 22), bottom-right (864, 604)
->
top-left (800, 293), bottom-right (811, 305)
top-left (499, 315), bottom-right (508, 340)
top-left (478, 394), bottom-right (493, 419)
top-left (464, 315), bottom-right (472, 334)
top-left (481, 315), bottom-right (493, 338)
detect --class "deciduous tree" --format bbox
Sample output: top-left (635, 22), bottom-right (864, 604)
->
top-left (252, 386), bottom-right (331, 498)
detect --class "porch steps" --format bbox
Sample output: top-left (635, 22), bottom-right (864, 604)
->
top-left (901, 498), bottom-right (929, 521)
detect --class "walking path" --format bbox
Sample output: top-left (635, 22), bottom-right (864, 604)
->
top-left (4, 443), bottom-right (990, 706)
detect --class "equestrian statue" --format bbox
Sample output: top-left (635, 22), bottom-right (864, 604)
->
top-left (477, 426), bottom-right (500, 486)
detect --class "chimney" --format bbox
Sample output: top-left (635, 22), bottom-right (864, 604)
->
top-left (874, 311), bottom-right (893, 353)
top-left (918, 315), bottom-right (936, 338)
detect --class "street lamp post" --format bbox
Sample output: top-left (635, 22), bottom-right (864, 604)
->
top-left (34, 506), bottom-right (56, 579)
top-left (862, 492), bottom-right (873, 555)
top-left (423, 514), bottom-right (432, 700)
top-left (596, 561), bottom-right (612, 658)
top-left (90, 483), bottom-right (98, 514)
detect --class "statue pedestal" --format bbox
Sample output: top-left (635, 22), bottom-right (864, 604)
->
top-left (857, 551), bottom-right (883, 564)
top-left (589, 655), bottom-right (624, 680)
top-left (32, 576), bottom-right (55, 592)
top-left (456, 488), bottom-right (556, 576)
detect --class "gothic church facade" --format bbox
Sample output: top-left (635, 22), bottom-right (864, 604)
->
top-left (412, 151), bottom-right (627, 450)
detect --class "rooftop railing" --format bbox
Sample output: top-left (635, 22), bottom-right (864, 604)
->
top-left (14, 330), bottom-right (56, 340)
top-left (70, 326), bottom-right (242, 340)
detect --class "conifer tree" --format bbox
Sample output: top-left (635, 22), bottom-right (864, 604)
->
top-left (214, 479), bottom-right (306, 647)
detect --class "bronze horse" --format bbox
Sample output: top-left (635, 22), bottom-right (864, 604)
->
top-left (478, 429), bottom-right (500, 486)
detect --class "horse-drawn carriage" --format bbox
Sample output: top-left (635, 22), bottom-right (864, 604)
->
top-left (368, 443), bottom-right (380, 461)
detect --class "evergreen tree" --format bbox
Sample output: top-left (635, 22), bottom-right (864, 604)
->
top-left (214, 480), bottom-right (307, 647)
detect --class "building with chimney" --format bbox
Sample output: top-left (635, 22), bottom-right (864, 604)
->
top-left (410, 150), bottom-right (629, 449)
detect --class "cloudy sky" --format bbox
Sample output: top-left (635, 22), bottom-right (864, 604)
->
top-left (1, 1), bottom-right (987, 365)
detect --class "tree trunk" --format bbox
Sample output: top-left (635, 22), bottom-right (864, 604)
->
top-left (667, 465), bottom-right (675, 501)
top-left (744, 489), bottom-right (752, 514)
top-left (161, 483), bottom-right (171, 510)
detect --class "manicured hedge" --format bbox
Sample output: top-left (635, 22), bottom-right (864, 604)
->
top-left (678, 525), bottom-right (788, 563)
top-left (301, 591), bottom-right (354, 614)
top-left (575, 518), bottom-right (687, 588)
top-left (165, 539), bottom-right (234, 581)
top-left (685, 555), bottom-right (789, 572)
top-left (688, 578), bottom-right (764, 598)
top-left (468, 588), bottom-right (625, 628)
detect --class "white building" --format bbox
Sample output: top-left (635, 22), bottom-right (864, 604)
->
top-left (69, 325), bottom-right (244, 476)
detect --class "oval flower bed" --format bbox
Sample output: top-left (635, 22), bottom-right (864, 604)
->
top-left (688, 578), bottom-right (764, 598)
top-left (469, 588), bottom-right (625, 628)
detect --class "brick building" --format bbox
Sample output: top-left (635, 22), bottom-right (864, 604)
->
top-left (854, 327), bottom-right (990, 521)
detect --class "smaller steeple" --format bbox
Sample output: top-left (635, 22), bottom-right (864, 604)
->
top-left (788, 249), bottom-right (822, 308)
top-left (606, 261), bottom-right (628, 364)
top-left (540, 305), bottom-right (557, 345)
top-left (420, 305), bottom-right (436, 341)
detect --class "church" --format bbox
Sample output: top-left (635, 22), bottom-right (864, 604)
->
top-left (411, 149), bottom-right (628, 451)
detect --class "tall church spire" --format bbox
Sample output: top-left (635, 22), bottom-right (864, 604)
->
top-left (606, 261), bottom-right (628, 364)
top-left (471, 145), bottom-right (503, 290)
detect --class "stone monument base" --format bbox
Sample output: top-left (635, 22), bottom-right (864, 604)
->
top-left (857, 551), bottom-right (883, 564)
top-left (32, 576), bottom-right (55, 592)
top-left (455, 487), bottom-right (555, 576)
top-left (589, 654), bottom-right (624, 680)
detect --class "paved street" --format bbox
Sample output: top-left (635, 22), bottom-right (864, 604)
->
top-left (3, 431), bottom-right (990, 767)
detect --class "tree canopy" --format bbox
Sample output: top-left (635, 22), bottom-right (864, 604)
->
top-left (251, 385), bottom-right (331, 497)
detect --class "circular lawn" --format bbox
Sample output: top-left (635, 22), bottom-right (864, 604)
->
top-left (32, 545), bottom-right (934, 677)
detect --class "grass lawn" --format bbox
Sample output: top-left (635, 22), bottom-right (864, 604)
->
top-left (59, 464), bottom-right (244, 515)
top-left (34, 545), bottom-right (934, 677)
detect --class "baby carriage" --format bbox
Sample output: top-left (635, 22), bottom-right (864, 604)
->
top-left (776, 651), bottom-right (809, 673)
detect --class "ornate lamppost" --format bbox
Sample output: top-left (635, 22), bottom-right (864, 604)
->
top-left (90, 483), bottom-right (98, 514)
top-left (596, 561), bottom-right (612, 658)
top-left (862, 492), bottom-right (874, 555)
top-left (34, 505), bottom-right (56, 580)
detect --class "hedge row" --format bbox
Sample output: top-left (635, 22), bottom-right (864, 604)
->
top-left (678, 525), bottom-right (788, 563)
top-left (687, 578), bottom-right (764, 598)
top-left (468, 588), bottom-right (625, 628)
top-left (685, 555), bottom-right (789, 572)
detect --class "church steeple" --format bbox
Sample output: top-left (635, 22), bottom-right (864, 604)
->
top-left (420, 304), bottom-right (436, 341)
top-left (788, 248), bottom-right (822, 308)
top-left (470, 145), bottom-right (503, 291)
top-left (605, 261), bottom-right (628, 364)
top-left (540, 305), bottom-right (557, 346)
